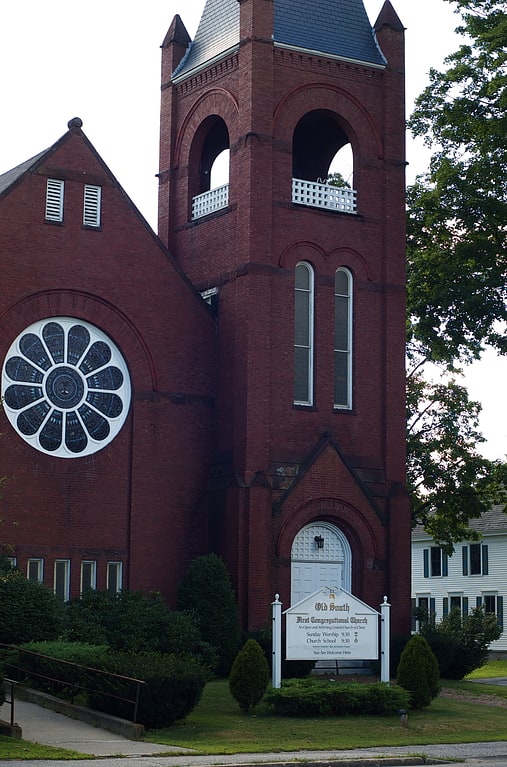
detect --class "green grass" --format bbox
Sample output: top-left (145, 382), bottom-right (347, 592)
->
top-left (0, 737), bottom-right (91, 761)
top-left (466, 659), bottom-right (507, 679)
top-left (2, 661), bottom-right (507, 760)
top-left (144, 678), bottom-right (507, 754)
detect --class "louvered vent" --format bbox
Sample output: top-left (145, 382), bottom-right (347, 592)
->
top-left (83, 184), bottom-right (101, 227)
top-left (45, 179), bottom-right (64, 222)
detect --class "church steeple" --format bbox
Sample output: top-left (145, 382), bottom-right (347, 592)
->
top-left (173, 0), bottom-right (386, 81)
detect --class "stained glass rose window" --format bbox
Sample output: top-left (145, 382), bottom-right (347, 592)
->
top-left (1, 318), bottom-right (131, 458)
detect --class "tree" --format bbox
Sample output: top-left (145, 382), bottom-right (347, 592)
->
top-left (406, 0), bottom-right (507, 545)
top-left (177, 554), bottom-right (241, 677)
top-left (407, 0), bottom-right (506, 363)
top-left (229, 639), bottom-right (270, 712)
top-left (396, 634), bottom-right (440, 709)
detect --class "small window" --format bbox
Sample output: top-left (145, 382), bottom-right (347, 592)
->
top-left (478, 593), bottom-right (503, 631)
top-left (334, 268), bottom-right (352, 409)
top-left (462, 544), bottom-right (488, 575)
top-left (106, 561), bottom-right (123, 593)
top-left (423, 546), bottom-right (448, 578)
top-left (80, 560), bottom-right (97, 593)
top-left (27, 558), bottom-right (44, 582)
top-left (294, 262), bottom-right (314, 405)
top-left (450, 595), bottom-right (462, 611)
top-left (45, 179), bottom-right (64, 222)
top-left (54, 559), bottom-right (70, 601)
top-left (83, 184), bottom-right (102, 227)
top-left (6, 557), bottom-right (17, 569)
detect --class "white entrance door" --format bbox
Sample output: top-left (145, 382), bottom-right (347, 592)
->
top-left (290, 523), bottom-right (351, 606)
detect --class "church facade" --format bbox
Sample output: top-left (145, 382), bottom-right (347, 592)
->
top-left (0, 0), bottom-right (411, 635)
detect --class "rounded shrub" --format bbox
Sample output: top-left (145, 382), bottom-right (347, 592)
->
top-left (0, 570), bottom-right (64, 644)
top-left (229, 638), bottom-right (270, 712)
top-left (396, 634), bottom-right (440, 709)
top-left (88, 651), bottom-right (208, 729)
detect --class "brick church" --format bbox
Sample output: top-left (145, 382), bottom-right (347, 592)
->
top-left (0, 0), bottom-right (411, 635)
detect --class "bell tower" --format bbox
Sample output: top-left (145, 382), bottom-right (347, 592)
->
top-left (158, 0), bottom-right (411, 634)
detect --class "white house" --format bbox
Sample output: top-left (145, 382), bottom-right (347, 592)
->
top-left (412, 506), bottom-right (506, 654)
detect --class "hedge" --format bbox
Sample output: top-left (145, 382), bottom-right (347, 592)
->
top-left (265, 678), bottom-right (410, 717)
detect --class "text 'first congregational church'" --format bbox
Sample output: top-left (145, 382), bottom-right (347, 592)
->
top-left (0, 0), bottom-right (411, 635)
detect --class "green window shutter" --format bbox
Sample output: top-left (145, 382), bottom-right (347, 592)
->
top-left (482, 545), bottom-right (489, 575)
top-left (442, 551), bottom-right (448, 577)
top-left (497, 596), bottom-right (504, 631)
top-left (476, 596), bottom-right (483, 608)
top-left (462, 546), bottom-right (468, 576)
top-left (411, 598), bottom-right (416, 632)
top-left (463, 597), bottom-right (468, 616)
top-left (423, 549), bottom-right (429, 578)
top-left (443, 597), bottom-right (449, 617)
top-left (430, 597), bottom-right (436, 618)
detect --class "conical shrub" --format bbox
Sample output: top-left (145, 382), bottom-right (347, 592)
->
top-left (229, 639), bottom-right (270, 712)
top-left (396, 633), bottom-right (440, 709)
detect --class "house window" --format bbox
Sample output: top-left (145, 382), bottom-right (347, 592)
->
top-left (107, 561), bottom-right (123, 593)
top-left (443, 594), bottom-right (468, 617)
top-left (294, 262), bottom-right (314, 405)
top-left (54, 559), bottom-right (70, 601)
top-left (45, 179), bottom-right (64, 222)
top-left (477, 593), bottom-right (503, 630)
top-left (80, 560), bottom-right (97, 593)
top-left (334, 268), bottom-right (352, 409)
top-left (27, 558), bottom-right (44, 582)
top-left (423, 546), bottom-right (448, 578)
top-left (462, 544), bottom-right (489, 575)
top-left (83, 185), bottom-right (101, 227)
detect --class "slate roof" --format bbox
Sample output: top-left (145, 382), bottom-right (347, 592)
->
top-left (173, 0), bottom-right (386, 80)
top-left (412, 506), bottom-right (507, 540)
top-left (0, 149), bottom-right (48, 196)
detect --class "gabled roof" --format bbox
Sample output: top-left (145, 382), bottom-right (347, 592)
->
top-left (0, 148), bottom-right (48, 196)
top-left (412, 506), bottom-right (507, 540)
top-left (173, 0), bottom-right (386, 81)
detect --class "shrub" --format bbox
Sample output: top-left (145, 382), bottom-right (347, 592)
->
top-left (177, 554), bottom-right (241, 676)
top-left (0, 570), bottom-right (64, 644)
top-left (265, 678), bottom-right (410, 717)
top-left (88, 651), bottom-right (208, 728)
top-left (1, 641), bottom-right (110, 698)
top-left (64, 589), bottom-right (217, 670)
top-left (229, 639), bottom-right (270, 712)
top-left (421, 607), bottom-right (502, 679)
top-left (396, 634), bottom-right (440, 709)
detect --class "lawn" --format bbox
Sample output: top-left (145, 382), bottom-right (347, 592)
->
top-left (145, 664), bottom-right (507, 754)
top-left (1, 660), bottom-right (506, 760)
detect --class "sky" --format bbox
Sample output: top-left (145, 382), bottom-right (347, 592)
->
top-left (0, 0), bottom-right (505, 460)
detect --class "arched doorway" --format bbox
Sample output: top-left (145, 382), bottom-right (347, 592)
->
top-left (290, 522), bottom-right (352, 606)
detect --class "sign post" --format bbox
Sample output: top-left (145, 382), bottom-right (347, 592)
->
top-left (380, 596), bottom-right (391, 683)
top-left (272, 594), bottom-right (282, 689)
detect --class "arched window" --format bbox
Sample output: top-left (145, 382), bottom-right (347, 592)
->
top-left (294, 262), bottom-right (314, 405)
top-left (292, 110), bottom-right (356, 214)
top-left (190, 117), bottom-right (230, 220)
top-left (334, 268), bottom-right (352, 409)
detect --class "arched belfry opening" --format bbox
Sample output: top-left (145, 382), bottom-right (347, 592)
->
top-left (292, 110), bottom-right (356, 214)
top-left (189, 116), bottom-right (230, 219)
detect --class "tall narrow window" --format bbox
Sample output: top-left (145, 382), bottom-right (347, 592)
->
top-left (27, 558), bottom-right (44, 582)
top-left (334, 268), bottom-right (352, 409)
top-left (80, 560), bottom-right (97, 593)
top-left (107, 561), bottom-right (123, 593)
top-left (45, 179), bottom-right (64, 222)
top-left (54, 559), bottom-right (70, 601)
top-left (294, 262), bottom-right (314, 405)
top-left (83, 184), bottom-right (101, 227)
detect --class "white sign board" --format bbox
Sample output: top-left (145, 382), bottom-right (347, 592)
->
top-left (284, 587), bottom-right (379, 661)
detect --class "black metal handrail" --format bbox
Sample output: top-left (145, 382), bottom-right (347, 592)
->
top-left (0, 644), bottom-right (146, 723)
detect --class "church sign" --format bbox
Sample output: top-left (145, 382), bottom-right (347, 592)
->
top-left (284, 587), bottom-right (379, 661)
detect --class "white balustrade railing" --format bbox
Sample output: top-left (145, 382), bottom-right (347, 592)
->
top-left (192, 184), bottom-right (229, 220)
top-left (292, 178), bottom-right (357, 214)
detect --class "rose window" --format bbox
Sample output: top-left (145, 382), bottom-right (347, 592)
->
top-left (1, 318), bottom-right (131, 458)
